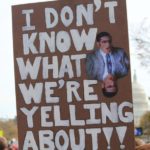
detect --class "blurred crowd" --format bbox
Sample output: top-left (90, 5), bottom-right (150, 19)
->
top-left (0, 137), bottom-right (18, 150)
top-left (1, 136), bottom-right (150, 150)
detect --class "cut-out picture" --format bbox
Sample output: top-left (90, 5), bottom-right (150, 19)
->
top-left (86, 32), bottom-right (130, 98)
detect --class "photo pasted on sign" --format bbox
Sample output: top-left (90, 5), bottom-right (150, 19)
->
top-left (12, 0), bottom-right (135, 149)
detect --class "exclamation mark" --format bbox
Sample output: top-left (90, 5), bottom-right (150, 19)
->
top-left (116, 126), bottom-right (127, 150)
top-left (103, 127), bottom-right (113, 150)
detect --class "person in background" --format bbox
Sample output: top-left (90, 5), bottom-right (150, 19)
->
top-left (8, 139), bottom-right (18, 150)
top-left (8, 144), bottom-right (18, 150)
top-left (0, 137), bottom-right (8, 150)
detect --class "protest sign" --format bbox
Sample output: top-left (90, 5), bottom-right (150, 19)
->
top-left (12, 0), bottom-right (135, 149)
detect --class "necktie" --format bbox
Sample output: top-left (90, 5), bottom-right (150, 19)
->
top-left (106, 53), bottom-right (112, 74)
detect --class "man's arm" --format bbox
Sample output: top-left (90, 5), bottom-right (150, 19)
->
top-left (117, 49), bottom-right (130, 78)
top-left (123, 50), bottom-right (130, 71)
top-left (86, 54), bottom-right (97, 79)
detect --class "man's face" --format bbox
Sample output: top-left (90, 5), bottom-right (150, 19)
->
top-left (97, 36), bottom-right (112, 52)
top-left (102, 74), bottom-right (117, 93)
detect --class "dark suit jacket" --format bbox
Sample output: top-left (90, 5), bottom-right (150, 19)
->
top-left (86, 48), bottom-right (130, 80)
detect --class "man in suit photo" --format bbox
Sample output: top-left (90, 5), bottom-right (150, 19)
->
top-left (86, 32), bottom-right (130, 97)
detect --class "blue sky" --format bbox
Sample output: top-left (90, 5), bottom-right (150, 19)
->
top-left (0, 0), bottom-right (150, 118)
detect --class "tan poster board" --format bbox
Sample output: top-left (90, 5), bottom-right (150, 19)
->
top-left (12, 0), bottom-right (135, 149)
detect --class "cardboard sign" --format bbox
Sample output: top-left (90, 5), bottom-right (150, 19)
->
top-left (12, 0), bottom-right (135, 149)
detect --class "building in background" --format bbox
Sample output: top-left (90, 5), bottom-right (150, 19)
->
top-left (132, 71), bottom-right (150, 127)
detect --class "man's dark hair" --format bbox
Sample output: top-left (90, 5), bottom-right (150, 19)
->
top-left (102, 88), bottom-right (118, 98)
top-left (0, 137), bottom-right (7, 150)
top-left (96, 32), bottom-right (112, 42)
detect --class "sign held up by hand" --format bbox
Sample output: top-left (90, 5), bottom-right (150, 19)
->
top-left (12, 0), bottom-right (135, 149)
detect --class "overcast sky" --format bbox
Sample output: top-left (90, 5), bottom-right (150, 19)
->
top-left (0, 0), bottom-right (150, 119)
